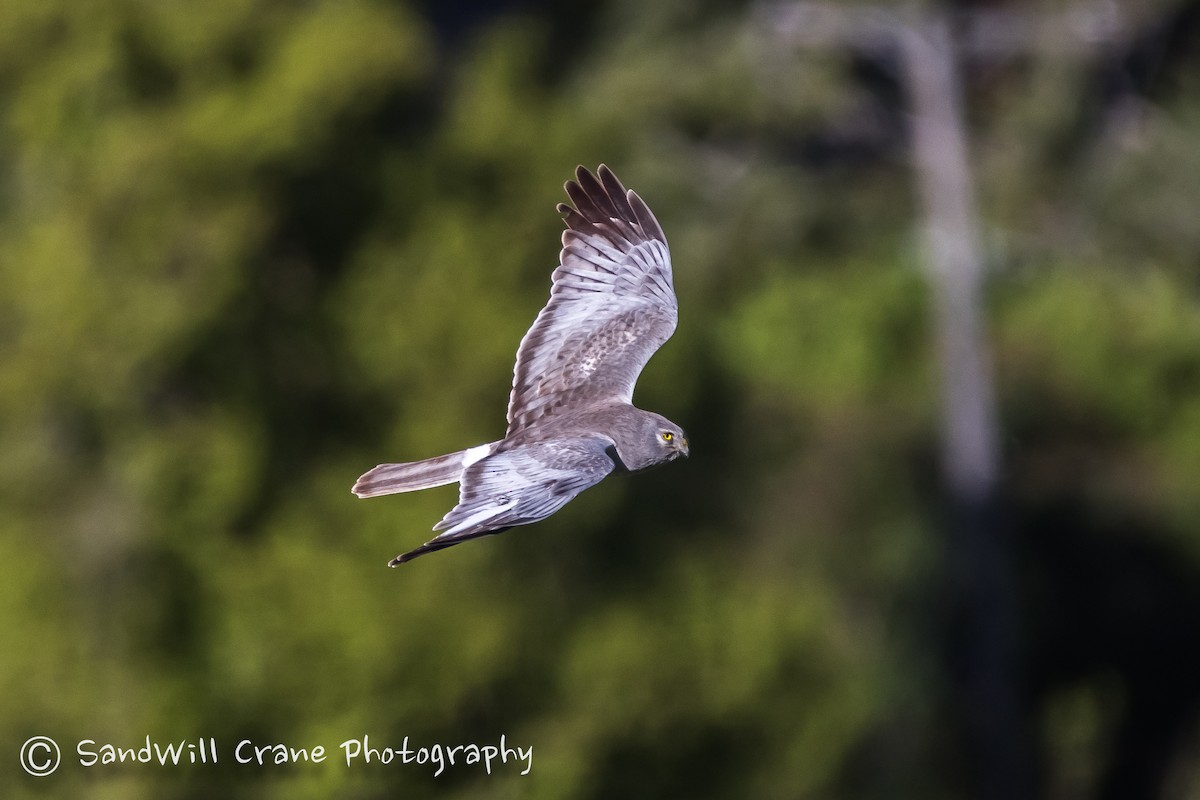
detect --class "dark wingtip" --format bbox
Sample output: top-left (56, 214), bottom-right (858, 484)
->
top-left (565, 164), bottom-right (591, 194)
top-left (388, 548), bottom-right (423, 567)
top-left (386, 538), bottom-right (451, 567)
top-left (387, 526), bottom-right (510, 568)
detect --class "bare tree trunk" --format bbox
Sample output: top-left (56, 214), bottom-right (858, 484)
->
top-left (900, 14), bottom-right (1035, 800)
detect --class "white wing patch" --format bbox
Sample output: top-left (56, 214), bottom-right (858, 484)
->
top-left (461, 443), bottom-right (493, 468)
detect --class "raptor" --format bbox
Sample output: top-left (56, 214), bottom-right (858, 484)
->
top-left (353, 165), bottom-right (687, 565)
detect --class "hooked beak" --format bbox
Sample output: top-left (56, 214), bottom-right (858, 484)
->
top-left (677, 437), bottom-right (690, 458)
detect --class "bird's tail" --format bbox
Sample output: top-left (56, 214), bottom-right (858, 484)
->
top-left (352, 444), bottom-right (494, 498)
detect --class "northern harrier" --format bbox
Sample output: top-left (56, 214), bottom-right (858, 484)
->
top-left (353, 165), bottom-right (688, 565)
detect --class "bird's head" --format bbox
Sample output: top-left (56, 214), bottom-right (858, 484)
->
top-left (612, 411), bottom-right (688, 471)
top-left (654, 422), bottom-right (689, 462)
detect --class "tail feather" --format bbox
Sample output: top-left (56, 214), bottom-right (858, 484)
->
top-left (353, 445), bottom-right (492, 498)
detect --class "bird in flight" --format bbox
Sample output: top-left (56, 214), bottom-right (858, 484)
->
top-left (353, 165), bottom-right (688, 566)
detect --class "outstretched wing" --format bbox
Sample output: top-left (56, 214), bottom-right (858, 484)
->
top-left (388, 436), bottom-right (617, 566)
top-left (506, 165), bottom-right (676, 435)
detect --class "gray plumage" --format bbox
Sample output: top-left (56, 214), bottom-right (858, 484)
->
top-left (353, 165), bottom-right (688, 566)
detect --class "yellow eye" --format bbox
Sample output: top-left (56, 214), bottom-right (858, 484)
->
top-left (661, 432), bottom-right (674, 442)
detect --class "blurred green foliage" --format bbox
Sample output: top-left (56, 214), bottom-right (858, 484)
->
top-left (4, 0), bottom-right (1200, 798)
